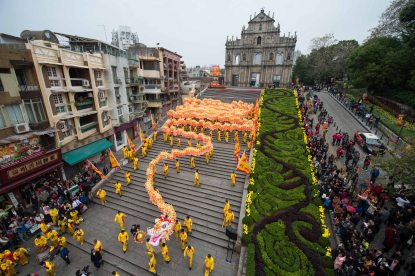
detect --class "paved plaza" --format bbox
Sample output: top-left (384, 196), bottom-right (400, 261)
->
top-left (18, 88), bottom-right (260, 276)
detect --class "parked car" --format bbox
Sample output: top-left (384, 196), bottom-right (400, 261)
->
top-left (354, 131), bottom-right (386, 155)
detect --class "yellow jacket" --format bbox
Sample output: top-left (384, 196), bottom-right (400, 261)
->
top-left (118, 232), bottom-right (129, 243)
top-left (174, 222), bottom-right (181, 232)
top-left (205, 256), bottom-right (214, 270)
top-left (50, 208), bottom-right (58, 218)
top-left (184, 246), bottom-right (194, 257)
top-left (180, 231), bottom-right (188, 242)
top-left (34, 236), bottom-right (47, 247)
top-left (114, 213), bottom-right (126, 224)
top-left (184, 218), bottom-right (192, 229)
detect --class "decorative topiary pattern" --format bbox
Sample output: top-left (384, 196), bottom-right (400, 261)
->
top-left (244, 89), bottom-right (331, 275)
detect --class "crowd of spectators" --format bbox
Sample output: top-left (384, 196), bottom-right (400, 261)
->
top-left (0, 167), bottom-right (100, 252)
top-left (298, 91), bottom-right (415, 275)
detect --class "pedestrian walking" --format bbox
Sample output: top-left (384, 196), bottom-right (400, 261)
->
top-left (59, 246), bottom-right (71, 264)
top-left (174, 219), bottom-right (181, 240)
top-left (194, 169), bottom-right (200, 186)
top-left (175, 159), bottom-right (180, 173)
top-left (230, 171), bottom-right (236, 186)
top-left (180, 229), bottom-right (188, 250)
top-left (184, 215), bottom-right (193, 235)
top-left (204, 254), bottom-right (215, 276)
top-left (161, 243), bottom-right (170, 263)
top-left (118, 230), bottom-right (129, 253)
top-left (93, 239), bottom-right (103, 253)
top-left (73, 228), bottom-right (85, 245)
top-left (184, 245), bottom-right (195, 270)
top-left (42, 261), bottom-right (56, 276)
top-left (114, 182), bottom-right (122, 196)
top-left (190, 156), bottom-right (195, 168)
top-left (90, 249), bottom-right (103, 268)
top-left (114, 211), bottom-right (127, 231)
top-left (125, 171), bottom-right (131, 186)
top-left (96, 189), bottom-right (107, 205)
top-left (163, 163), bottom-right (169, 177)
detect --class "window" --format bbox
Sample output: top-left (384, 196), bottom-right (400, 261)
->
top-left (61, 119), bottom-right (73, 138)
top-left (102, 111), bottom-right (110, 127)
top-left (5, 105), bottom-right (24, 125)
top-left (98, 91), bottom-right (106, 107)
top-left (257, 36), bottom-right (261, 45)
top-left (112, 66), bottom-right (117, 81)
top-left (24, 99), bottom-right (46, 124)
top-left (115, 131), bottom-right (123, 146)
top-left (95, 70), bottom-right (103, 87)
top-left (46, 66), bottom-right (60, 87)
top-left (242, 53), bottom-right (246, 61)
top-left (128, 105), bottom-right (134, 113)
top-left (234, 55), bottom-right (240, 65)
top-left (123, 68), bottom-right (128, 81)
top-left (46, 66), bottom-right (58, 78)
top-left (0, 78), bottom-right (3, 91)
top-left (276, 53), bottom-right (284, 65)
top-left (253, 53), bottom-right (262, 65)
top-left (287, 52), bottom-right (291, 60)
top-left (52, 94), bottom-right (67, 114)
top-left (259, 23), bottom-right (262, 31)
top-left (227, 54), bottom-right (231, 62)
top-left (269, 53), bottom-right (274, 61)
top-left (117, 106), bottom-right (123, 116)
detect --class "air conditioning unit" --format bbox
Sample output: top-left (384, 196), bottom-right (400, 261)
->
top-left (82, 79), bottom-right (90, 87)
top-left (14, 123), bottom-right (30, 134)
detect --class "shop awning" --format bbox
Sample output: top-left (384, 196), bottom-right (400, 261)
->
top-left (62, 139), bottom-right (113, 165)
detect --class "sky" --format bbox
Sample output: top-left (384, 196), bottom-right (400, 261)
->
top-left (0, 0), bottom-right (392, 67)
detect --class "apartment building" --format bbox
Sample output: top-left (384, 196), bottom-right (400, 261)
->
top-left (111, 26), bottom-right (139, 51)
top-left (0, 33), bottom-right (63, 205)
top-left (160, 48), bottom-right (181, 113)
top-left (21, 30), bottom-right (114, 177)
top-left (56, 33), bottom-right (148, 151)
top-left (130, 44), bottom-right (182, 124)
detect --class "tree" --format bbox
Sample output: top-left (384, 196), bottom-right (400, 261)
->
top-left (375, 145), bottom-right (415, 190)
top-left (369, 0), bottom-right (413, 39)
top-left (292, 55), bottom-right (313, 85)
top-left (309, 33), bottom-right (337, 51)
top-left (348, 37), bottom-right (412, 92)
top-left (293, 38), bottom-right (358, 85)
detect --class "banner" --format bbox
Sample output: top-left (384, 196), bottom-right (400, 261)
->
top-left (127, 135), bottom-right (137, 152)
top-left (233, 140), bottom-right (240, 157)
top-left (86, 160), bottom-right (106, 179)
top-left (108, 149), bottom-right (120, 168)
top-left (236, 151), bottom-right (250, 175)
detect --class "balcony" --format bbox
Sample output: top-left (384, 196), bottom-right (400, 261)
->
top-left (18, 84), bottom-right (39, 92)
top-left (146, 99), bottom-right (162, 108)
top-left (80, 121), bottom-right (98, 133)
top-left (143, 84), bottom-right (161, 94)
top-left (129, 94), bottom-right (146, 103)
top-left (125, 78), bottom-right (130, 84)
top-left (143, 70), bottom-right (160, 79)
top-left (129, 110), bottom-right (145, 120)
top-left (130, 77), bottom-right (143, 85)
top-left (75, 100), bottom-right (94, 110)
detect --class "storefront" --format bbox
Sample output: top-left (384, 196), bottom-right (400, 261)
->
top-left (0, 147), bottom-right (63, 208)
top-left (112, 119), bottom-right (139, 151)
top-left (61, 138), bottom-right (113, 179)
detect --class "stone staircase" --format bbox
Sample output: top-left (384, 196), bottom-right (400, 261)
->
top-left (67, 88), bottom-right (260, 276)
